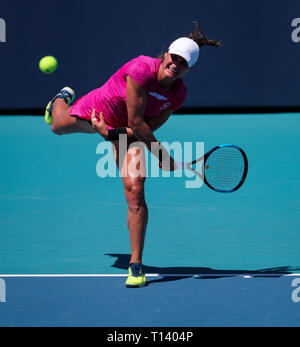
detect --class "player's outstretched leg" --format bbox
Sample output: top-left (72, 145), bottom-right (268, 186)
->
top-left (45, 87), bottom-right (75, 125)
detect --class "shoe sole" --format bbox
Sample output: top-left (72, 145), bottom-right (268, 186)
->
top-left (125, 283), bottom-right (146, 288)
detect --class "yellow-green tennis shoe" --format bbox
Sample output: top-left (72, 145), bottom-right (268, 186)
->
top-left (44, 86), bottom-right (75, 125)
top-left (125, 263), bottom-right (146, 288)
top-left (45, 100), bottom-right (53, 125)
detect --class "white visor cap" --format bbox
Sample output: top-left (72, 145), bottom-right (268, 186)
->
top-left (168, 37), bottom-right (200, 68)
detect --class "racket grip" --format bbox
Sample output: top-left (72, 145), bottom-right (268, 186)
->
top-left (175, 162), bottom-right (186, 170)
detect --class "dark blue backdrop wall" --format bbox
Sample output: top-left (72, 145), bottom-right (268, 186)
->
top-left (0, 0), bottom-right (300, 110)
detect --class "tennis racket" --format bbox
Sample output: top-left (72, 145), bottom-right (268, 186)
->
top-left (175, 144), bottom-right (248, 193)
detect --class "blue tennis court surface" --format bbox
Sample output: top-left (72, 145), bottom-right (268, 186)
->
top-left (0, 114), bottom-right (300, 327)
top-left (1, 274), bottom-right (300, 327)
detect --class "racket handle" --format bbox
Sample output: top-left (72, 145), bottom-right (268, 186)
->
top-left (175, 162), bottom-right (186, 170)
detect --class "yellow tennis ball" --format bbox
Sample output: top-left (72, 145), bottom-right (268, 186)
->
top-left (39, 56), bottom-right (58, 74)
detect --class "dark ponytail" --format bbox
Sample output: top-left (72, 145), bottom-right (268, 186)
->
top-left (188, 21), bottom-right (222, 48)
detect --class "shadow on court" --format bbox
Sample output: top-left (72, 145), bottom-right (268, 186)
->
top-left (106, 254), bottom-right (300, 286)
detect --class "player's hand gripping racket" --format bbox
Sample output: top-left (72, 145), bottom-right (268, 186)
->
top-left (175, 144), bottom-right (248, 193)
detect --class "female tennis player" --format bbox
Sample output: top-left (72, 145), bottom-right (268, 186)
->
top-left (45, 21), bottom-right (221, 288)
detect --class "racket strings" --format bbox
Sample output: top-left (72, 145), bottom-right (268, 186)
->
top-left (204, 147), bottom-right (246, 191)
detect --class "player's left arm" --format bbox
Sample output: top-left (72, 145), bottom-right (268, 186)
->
top-left (91, 107), bottom-right (173, 139)
top-left (144, 109), bottom-right (172, 132)
top-left (105, 108), bottom-right (172, 138)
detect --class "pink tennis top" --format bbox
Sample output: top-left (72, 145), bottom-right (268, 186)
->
top-left (70, 55), bottom-right (187, 129)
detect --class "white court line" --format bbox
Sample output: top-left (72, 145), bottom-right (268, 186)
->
top-left (0, 273), bottom-right (300, 278)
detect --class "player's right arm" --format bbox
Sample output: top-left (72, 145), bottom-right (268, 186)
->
top-left (126, 76), bottom-right (175, 171)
